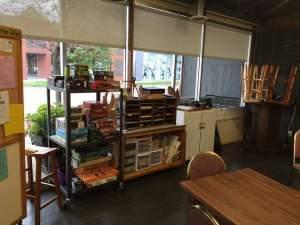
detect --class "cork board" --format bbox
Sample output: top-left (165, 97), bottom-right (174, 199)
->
top-left (0, 25), bottom-right (26, 225)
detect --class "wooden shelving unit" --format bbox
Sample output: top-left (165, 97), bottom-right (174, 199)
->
top-left (121, 125), bottom-right (186, 182)
top-left (124, 97), bottom-right (177, 130)
top-left (124, 160), bottom-right (184, 181)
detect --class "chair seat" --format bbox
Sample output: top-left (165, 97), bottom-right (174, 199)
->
top-left (25, 145), bottom-right (58, 157)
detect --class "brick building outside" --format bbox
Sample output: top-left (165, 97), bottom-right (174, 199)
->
top-left (22, 39), bottom-right (125, 81)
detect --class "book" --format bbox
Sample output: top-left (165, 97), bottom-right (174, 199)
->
top-left (54, 135), bottom-right (87, 144)
top-left (75, 166), bottom-right (119, 187)
top-left (72, 146), bottom-right (111, 162)
top-left (72, 154), bottom-right (112, 169)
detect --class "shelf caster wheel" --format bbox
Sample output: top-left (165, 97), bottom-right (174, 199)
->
top-left (119, 182), bottom-right (126, 191)
top-left (63, 198), bottom-right (71, 210)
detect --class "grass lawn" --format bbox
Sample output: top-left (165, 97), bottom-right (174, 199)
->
top-left (24, 80), bottom-right (47, 87)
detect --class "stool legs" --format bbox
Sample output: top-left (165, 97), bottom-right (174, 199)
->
top-left (25, 149), bottom-right (62, 225)
top-left (50, 155), bottom-right (63, 209)
top-left (26, 156), bottom-right (34, 195)
top-left (34, 158), bottom-right (42, 225)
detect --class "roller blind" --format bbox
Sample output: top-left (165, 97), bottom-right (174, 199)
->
top-left (204, 23), bottom-right (251, 60)
top-left (0, 0), bottom-right (61, 40)
top-left (62, 0), bottom-right (126, 48)
top-left (0, 0), bottom-right (126, 48)
top-left (134, 7), bottom-right (203, 56)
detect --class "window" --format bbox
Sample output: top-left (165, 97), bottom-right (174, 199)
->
top-left (134, 50), bottom-right (183, 92)
top-left (200, 57), bottom-right (244, 107)
top-left (175, 55), bottom-right (183, 90)
top-left (65, 43), bottom-right (125, 106)
top-left (181, 56), bottom-right (198, 99)
top-left (200, 24), bottom-right (251, 106)
top-left (23, 38), bottom-right (61, 115)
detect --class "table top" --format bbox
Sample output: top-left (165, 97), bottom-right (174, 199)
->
top-left (180, 168), bottom-right (300, 225)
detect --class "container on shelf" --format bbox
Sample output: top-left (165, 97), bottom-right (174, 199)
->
top-left (150, 148), bottom-right (164, 166)
top-left (137, 137), bottom-right (152, 154)
top-left (136, 153), bottom-right (151, 171)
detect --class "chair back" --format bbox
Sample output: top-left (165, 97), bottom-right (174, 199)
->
top-left (294, 130), bottom-right (300, 169)
top-left (188, 205), bottom-right (219, 225)
top-left (187, 152), bottom-right (227, 180)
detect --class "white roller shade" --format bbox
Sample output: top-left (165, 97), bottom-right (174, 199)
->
top-left (62, 0), bottom-right (126, 48)
top-left (0, 0), bottom-right (126, 48)
top-left (134, 7), bottom-right (203, 56)
top-left (204, 23), bottom-right (251, 60)
top-left (0, 0), bottom-right (61, 40)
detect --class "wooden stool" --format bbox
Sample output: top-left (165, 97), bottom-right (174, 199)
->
top-left (25, 146), bottom-right (62, 225)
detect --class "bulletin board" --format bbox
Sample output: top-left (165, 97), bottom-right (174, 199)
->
top-left (0, 25), bottom-right (26, 225)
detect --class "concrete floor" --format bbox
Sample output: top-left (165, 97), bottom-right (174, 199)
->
top-left (22, 143), bottom-right (300, 225)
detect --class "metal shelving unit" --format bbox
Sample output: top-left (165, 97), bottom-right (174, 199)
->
top-left (46, 85), bottom-right (124, 206)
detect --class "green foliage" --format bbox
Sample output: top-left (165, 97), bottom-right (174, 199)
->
top-left (26, 104), bottom-right (64, 137)
top-left (66, 45), bottom-right (113, 71)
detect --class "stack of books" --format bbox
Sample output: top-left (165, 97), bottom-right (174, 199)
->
top-left (55, 107), bottom-right (88, 144)
top-left (82, 101), bottom-right (117, 140)
top-left (71, 146), bottom-right (112, 169)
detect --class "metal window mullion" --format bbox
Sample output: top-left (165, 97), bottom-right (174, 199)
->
top-left (195, 23), bottom-right (206, 101)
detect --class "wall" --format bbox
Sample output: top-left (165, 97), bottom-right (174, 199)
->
top-left (251, 18), bottom-right (300, 145)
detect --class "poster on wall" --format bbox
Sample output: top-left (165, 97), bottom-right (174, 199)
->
top-left (0, 55), bottom-right (16, 89)
top-left (0, 148), bottom-right (8, 182)
top-left (0, 91), bottom-right (10, 125)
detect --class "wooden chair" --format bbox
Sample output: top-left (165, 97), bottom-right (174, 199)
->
top-left (186, 152), bottom-right (230, 225)
top-left (188, 205), bottom-right (219, 225)
top-left (289, 130), bottom-right (300, 184)
top-left (187, 152), bottom-right (227, 180)
top-left (25, 146), bottom-right (63, 225)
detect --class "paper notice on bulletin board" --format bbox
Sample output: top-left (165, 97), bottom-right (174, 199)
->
top-left (0, 55), bottom-right (16, 89)
top-left (0, 148), bottom-right (8, 181)
top-left (4, 104), bottom-right (24, 137)
top-left (0, 38), bottom-right (13, 53)
top-left (0, 91), bottom-right (10, 125)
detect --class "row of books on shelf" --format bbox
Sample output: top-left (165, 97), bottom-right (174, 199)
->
top-left (70, 146), bottom-right (119, 190)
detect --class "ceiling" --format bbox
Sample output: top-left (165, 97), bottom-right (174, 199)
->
top-left (170, 0), bottom-right (300, 24)
top-left (206, 0), bottom-right (300, 23)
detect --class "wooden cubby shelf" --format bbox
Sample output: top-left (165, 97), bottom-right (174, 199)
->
top-left (121, 124), bottom-right (186, 182)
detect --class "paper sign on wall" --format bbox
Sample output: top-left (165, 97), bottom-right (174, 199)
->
top-left (0, 91), bottom-right (10, 125)
top-left (0, 55), bottom-right (16, 89)
top-left (0, 149), bottom-right (8, 182)
top-left (0, 38), bottom-right (13, 53)
top-left (4, 104), bottom-right (24, 137)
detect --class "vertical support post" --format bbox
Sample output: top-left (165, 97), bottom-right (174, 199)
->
top-left (172, 55), bottom-right (177, 89)
top-left (47, 88), bottom-right (51, 147)
top-left (195, 23), bottom-right (206, 101)
top-left (64, 89), bottom-right (72, 198)
top-left (119, 89), bottom-right (124, 186)
top-left (125, 0), bottom-right (134, 91)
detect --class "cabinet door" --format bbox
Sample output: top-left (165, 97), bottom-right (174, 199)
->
top-left (199, 110), bottom-right (216, 152)
top-left (184, 111), bottom-right (201, 160)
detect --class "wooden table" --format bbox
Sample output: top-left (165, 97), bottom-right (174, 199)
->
top-left (181, 168), bottom-right (300, 225)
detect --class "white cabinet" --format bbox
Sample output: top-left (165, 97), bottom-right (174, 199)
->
top-left (176, 109), bottom-right (216, 160)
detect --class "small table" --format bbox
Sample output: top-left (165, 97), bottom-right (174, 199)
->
top-left (181, 168), bottom-right (300, 225)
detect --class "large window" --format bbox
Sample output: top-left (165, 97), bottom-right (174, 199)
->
top-left (134, 50), bottom-right (182, 91)
top-left (23, 39), bottom-right (125, 114)
top-left (65, 43), bottom-right (125, 106)
top-left (23, 39), bottom-right (61, 115)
